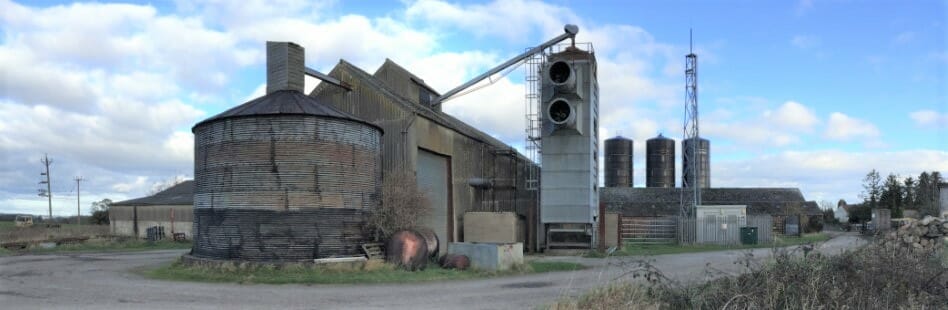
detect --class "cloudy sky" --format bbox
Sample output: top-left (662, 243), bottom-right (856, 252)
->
top-left (1, 0), bottom-right (945, 216)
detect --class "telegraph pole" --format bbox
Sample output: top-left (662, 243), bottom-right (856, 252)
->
top-left (39, 154), bottom-right (53, 220)
top-left (75, 176), bottom-right (83, 225)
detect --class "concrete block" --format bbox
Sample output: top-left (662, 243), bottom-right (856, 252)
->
top-left (604, 213), bottom-right (619, 247)
top-left (464, 212), bottom-right (521, 243)
top-left (447, 242), bottom-right (523, 271)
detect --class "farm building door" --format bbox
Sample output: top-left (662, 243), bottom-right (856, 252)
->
top-left (416, 148), bottom-right (451, 256)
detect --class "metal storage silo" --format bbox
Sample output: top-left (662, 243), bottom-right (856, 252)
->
top-left (682, 137), bottom-right (710, 188)
top-left (646, 134), bottom-right (675, 188)
top-left (191, 42), bottom-right (383, 262)
top-left (604, 136), bottom-right (633, 187)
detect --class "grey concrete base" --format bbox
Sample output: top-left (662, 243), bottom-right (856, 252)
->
top-left (447, 242), bottom-right (523, 271)
top-left (463, 212), bottom-right (523, 243)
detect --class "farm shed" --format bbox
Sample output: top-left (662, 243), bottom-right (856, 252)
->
top-left (110, 181), bottom-right (193, 239)
top-left (601, 187), bottom-right (811, 217)
top-left (601, 187), bottom-right (817, 244)
top-left (310, 59), bottom-right (539, 253)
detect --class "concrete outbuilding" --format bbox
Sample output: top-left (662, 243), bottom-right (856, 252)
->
top-left (109, 181), bottom-right (194, 239)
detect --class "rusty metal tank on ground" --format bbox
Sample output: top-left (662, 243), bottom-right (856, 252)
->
top-left (682, 137), bottom-right (710, 188)
top-left (646, 134), bottom-right (675, 188)
top-left (604, 136), bottom-right (633, 187)
top-left (190, 41), bottom-right (383, 262)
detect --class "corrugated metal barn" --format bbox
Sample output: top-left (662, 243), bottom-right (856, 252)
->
top-left (310, 59), bottom-right (538, 251)
top-left (601, 187), bottom-right (814, 216)
top-left (110, 181), bottom-right (194, 238)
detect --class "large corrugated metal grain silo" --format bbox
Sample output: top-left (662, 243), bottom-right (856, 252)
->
top-left (191, 42), bottom-right (382, 261)
top-left (604, 136), bottom-right (633, 187)
top-left (646, 134), bottom-right (675, 188)
top-left (682, 137), bottom-right (710, 188)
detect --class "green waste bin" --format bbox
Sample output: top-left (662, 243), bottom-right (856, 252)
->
top-left (740, 227), bottom-right (758, 245)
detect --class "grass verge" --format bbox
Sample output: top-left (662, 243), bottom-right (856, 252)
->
top-left (143, 259), bottom-right (585, 285)
top-left (553, 244), bottom-right (947, 309)
top-left (591, 233), bottom-right (829, 257)
top-left (1, 239), bottom-right (192, 256)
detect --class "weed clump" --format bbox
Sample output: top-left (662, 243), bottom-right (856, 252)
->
top-left (553, 244), bottom-right (947, 309)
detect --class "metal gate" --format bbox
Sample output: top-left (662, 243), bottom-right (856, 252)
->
top-left (620, 216), bottom-right (677, 244)
top-left (417, 149), bottom-right (451, 256)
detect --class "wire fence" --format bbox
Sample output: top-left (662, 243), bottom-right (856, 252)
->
top-left (618, 215), bottom-right (774, 246)
top-left (678, 215), bottom-right (773, 245)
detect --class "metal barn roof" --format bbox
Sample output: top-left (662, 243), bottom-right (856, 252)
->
top-left (602, 187), bottom-right (811, 216)
top-left (112, 180), bottom-right (194, 206)
top-left (192, 90), bottom-right (382, 132)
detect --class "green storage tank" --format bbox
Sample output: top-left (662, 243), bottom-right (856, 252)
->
top-left (740, 227), bottom-right (758, 245)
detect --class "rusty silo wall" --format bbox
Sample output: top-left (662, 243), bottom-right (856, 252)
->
top-left (604, 136), bottom-right (633, 187)
top-left (682, 137), bottom-right (710, 188)
top-left (192, 115), bottom-right (381, 261)
top-left (646, 134), bottom-right (675, 188)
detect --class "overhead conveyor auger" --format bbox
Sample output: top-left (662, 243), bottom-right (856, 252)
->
top-left (431, 24), bottom-right (580, 107)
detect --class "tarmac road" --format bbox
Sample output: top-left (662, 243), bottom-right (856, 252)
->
top-left (0, 233), bottom-right (866, 310)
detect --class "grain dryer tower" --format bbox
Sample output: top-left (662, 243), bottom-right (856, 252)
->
top-left (540, 44), bottom-right (598, 249)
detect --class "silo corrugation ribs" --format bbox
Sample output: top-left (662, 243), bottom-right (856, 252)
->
top-left (605, 137), bottom-right (633, 187)
top-left (191, 208), bottom-right (369, 260)
top-left (682, 137), bottom-right (710, 188)
top-left (646, 135), bottom-right (675, 188)
top-left (193, 113), bottom-right (381, 262)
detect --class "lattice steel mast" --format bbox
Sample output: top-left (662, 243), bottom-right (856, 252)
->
top-left (680, 30), bottom-right (700, 218)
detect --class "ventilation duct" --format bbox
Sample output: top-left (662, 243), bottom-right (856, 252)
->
top-left (546, 60), bottom-right (576, 93)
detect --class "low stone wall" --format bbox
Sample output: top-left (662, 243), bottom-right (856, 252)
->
top-left (880, 216), bottom-right (946, 251)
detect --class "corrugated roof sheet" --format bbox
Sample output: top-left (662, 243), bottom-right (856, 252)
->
top-left (323, 59), bottom-right (525, 159)
top-left (192, 90), bottom-right (382, 132)
top-left (602, 187), bottom-right (809, 216)
top-left (112, 180), bottom-right (194, 206)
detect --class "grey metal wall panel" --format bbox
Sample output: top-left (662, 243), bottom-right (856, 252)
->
top-left (540, 49), bottom-right (599, 225)
top-left (417, 148), bottom-right (449, 255)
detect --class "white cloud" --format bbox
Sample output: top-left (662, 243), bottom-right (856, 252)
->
top-left (112, 176), bottom-right (149, 193)
top-left (893, 31), bottom-right (915, 44)
top-left (909, 109), bottom-right (948, 128)
top-left (791, 35), bottom-right (820, 49)
top-left (714, 149), bottom-right (948, 202)
top-left (795, 0), bottom-right (814, 15)
top-left (766, 101), bottom-right (819, 131)
top-left (701, 100), bottom-right (820, 147)
top-left (405, 0), bottom-right (580, 42)
top-left (824, 112), bottom-right (880, 141)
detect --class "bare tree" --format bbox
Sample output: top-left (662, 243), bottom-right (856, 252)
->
top-left (367, 170), bottom-right (432, 240)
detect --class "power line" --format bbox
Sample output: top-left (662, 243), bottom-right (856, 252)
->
top-left (38, 154), bottom-right (53, 219)
top-left (75, 176), bottom-right (84, 225)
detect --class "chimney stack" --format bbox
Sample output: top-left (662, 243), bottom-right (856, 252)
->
top-left (266, 41), bottom-right (305, 94)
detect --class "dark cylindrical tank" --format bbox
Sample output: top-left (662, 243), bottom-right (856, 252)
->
top-left (604, 136), bottom-right (633, 187)
top-left (682, 137), bottom-right (710, 188)
top-left (190, 90), bottom-right (383, 262)
top-left (646, 134), bottom-right (675, 188)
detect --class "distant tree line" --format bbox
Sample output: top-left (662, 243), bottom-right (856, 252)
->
top-left (860, 169), bottom-right (943, 219)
